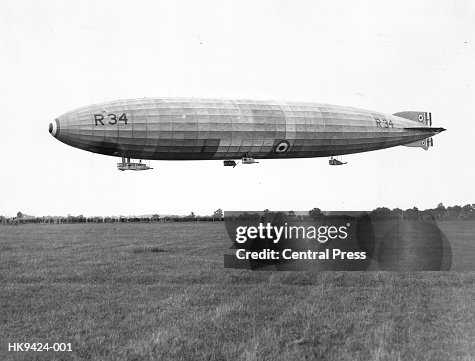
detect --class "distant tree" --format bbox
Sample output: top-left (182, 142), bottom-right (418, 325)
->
top-left (421, 208), bottom-right (435, 220)
top-left (462, 204), bottom-right (473, 211)
top-left (308, 208), bottom-right (323, 221)
top-left (433, 204), bottom-right (445, 220)
top-left (447, 205), bottom-right (462, 220)
top-left (288, 210), bottom-right (296, 218)
top-left (17, 211), bottom-right (23, 219)
top-left (212, 209), bottom-right (223, 219)
top-left (152, 214), bottom-right (160, 222)
top-left (273, 211), bottom-right (289, 224)
top-left (391, 208), bottom-right (404, 219)
top-left (403, 207), bottom-right (420, 220)
top-left (460, 204), bottom-right (473, 220)
top-left (237, 212), bottom-right (260, 221)
top-left (262, 209), bottom-right (272, 222)
top-left (371, 207), bottom-right (391, 219)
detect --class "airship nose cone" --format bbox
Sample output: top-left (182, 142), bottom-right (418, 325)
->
top-left (49, 119), bottom-right (60, 138)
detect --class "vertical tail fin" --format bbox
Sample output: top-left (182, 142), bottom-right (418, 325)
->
top-left (403, 137), bottom-right (433, 150)
top-left (394, 111), bottom-right (432, 126)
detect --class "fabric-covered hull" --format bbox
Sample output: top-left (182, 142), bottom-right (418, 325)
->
top-left (52, 98), bottom-right (440, 160)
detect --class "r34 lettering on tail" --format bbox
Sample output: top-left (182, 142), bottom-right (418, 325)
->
top-left (94, 113), bottom-right (128, 126)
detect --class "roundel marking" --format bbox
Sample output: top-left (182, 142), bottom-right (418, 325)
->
top-left (274, 140), bottom-right (290, 154)
top-left (418, 114), bottom-right (424, 122)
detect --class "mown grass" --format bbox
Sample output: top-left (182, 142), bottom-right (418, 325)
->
top-left (0, 222), bottom-right (474, 360)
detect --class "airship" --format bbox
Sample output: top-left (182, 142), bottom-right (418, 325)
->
top-left (49, 98), bottom-right (445, 170)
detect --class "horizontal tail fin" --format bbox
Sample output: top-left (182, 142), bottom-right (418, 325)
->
top-left (403, 127), bottom-right (445, 133)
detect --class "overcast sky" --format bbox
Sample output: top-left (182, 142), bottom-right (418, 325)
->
top-left (1, 0), bottom-right (474, 217)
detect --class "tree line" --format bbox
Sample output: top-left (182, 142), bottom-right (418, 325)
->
top-left (0, 210), bottom-right (224, 224)
top-left (367, 203), bottom-right (475, 221)
top-left (1, 204), bottom-right (475, 225)
top-left (228, 203), bottom-right (475, 222)
top-left (307, 203), bottom-right (475, 221)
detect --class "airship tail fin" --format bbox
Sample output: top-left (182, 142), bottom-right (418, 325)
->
top-left (394, 111), bottom-right (432, 126)
top-left (403, 137), bottom-right (433, 150)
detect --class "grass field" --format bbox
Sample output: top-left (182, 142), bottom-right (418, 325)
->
top-left (0, 222), bottom-right (474, 360)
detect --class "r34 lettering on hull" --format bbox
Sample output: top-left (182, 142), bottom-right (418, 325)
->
top-left (49, 98), bottom-right (445, 171)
